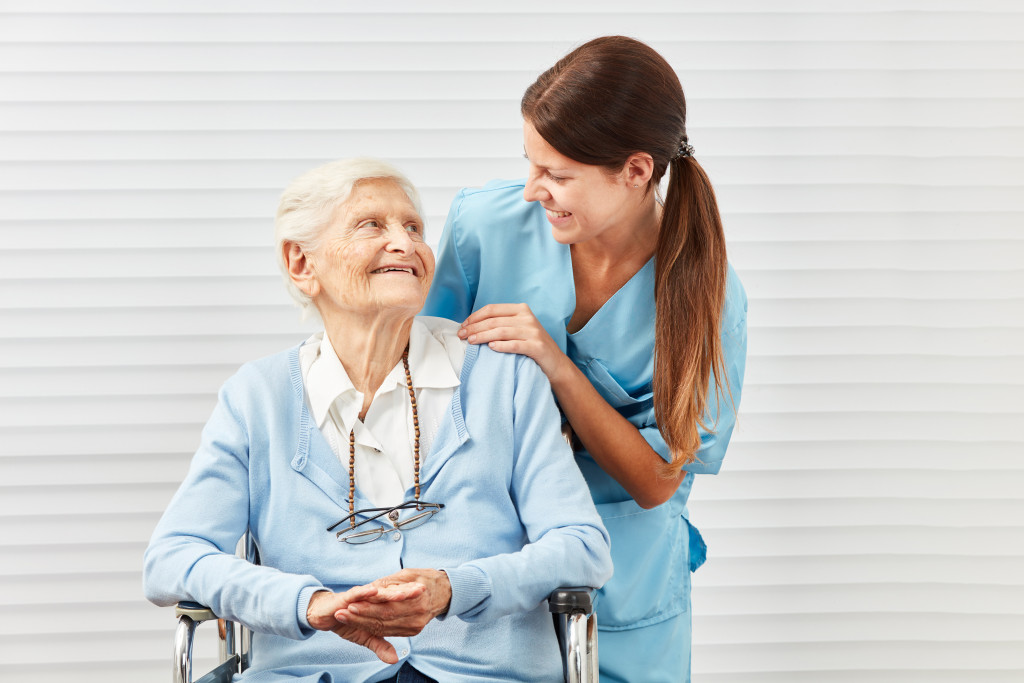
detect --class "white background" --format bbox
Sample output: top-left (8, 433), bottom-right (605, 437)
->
top-left (1, 2), bottom-right (1022, 681)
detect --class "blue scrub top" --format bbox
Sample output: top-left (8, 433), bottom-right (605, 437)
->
top-left (423, 179), bottom-right (748, 636)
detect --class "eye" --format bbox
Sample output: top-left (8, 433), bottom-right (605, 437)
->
top-left (355, 219), bottom-right (384, 233)
top-left (405, 223), bottom-right (422, 235)
top-left (547, 172), bottom-right (566, 183)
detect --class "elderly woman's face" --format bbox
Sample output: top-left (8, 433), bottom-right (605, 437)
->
top-left (307, 178), bottom-right (434, 321)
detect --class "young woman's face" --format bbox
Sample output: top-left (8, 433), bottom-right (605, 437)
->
top-left (522, 120), bottom-right (636, 245)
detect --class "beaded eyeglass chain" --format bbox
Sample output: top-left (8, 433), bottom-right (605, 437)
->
top-left (346, 346), bottom-right (421, 530)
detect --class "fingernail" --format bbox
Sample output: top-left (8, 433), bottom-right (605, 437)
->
top-left (458, 328), bottom-right (467, 338)
top-left (467, 335), bottom-right (476, 343)
top-left (335, 614), bottom-right (347, 624)
top-left (348, 605), bottom-right (360, 615)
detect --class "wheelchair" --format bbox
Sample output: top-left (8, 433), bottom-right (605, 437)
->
top-left (170, 535), bottom-right (599, 683)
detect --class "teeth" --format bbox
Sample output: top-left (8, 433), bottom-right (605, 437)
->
top-left (547, 209), bottom-right (572, 218)
top-left (372, 267), bottom-right (414, 274)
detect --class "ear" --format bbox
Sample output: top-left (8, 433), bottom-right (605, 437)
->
top-left (283, 242), bottom-right (320, 298)
top-left (622, 152), bottom-right (655, 188)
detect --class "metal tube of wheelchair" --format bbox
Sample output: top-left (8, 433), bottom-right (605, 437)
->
top-left (173, 615), bottom-right (198, 683)
top-left (566, 612), bottom-right (593, 683)
top-left (218, 618), bottom-right (237, 663)
top-left (586, 612), bottom-right (598, 679)
top-left (241, 622), bottom-right (253, 671)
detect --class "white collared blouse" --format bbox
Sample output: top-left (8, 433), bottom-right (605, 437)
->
top-left (299, 316), bottom-right (466, 508)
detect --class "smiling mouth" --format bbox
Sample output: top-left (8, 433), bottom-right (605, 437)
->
top-left (546, 209), bottom-right (572, 219)
top-left (371, 266), bottom-right (416, 275)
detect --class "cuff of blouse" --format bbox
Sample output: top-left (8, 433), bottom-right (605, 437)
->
top-left (436, 565), bottom-right (490, 620)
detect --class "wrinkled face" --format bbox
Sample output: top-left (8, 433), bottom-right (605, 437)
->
top-left (522, 120), bottom-right (635, 245)
top-left (307, 178), bottom-right (434, 322)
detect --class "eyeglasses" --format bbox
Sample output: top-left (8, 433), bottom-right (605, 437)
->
top-left (326, 501), bottom-right (444, 545)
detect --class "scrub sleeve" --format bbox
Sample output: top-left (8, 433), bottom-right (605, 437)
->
top-left (422, 180), bottom-right (748, 683)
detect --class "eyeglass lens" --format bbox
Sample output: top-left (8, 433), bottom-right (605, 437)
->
top-left (395, 509), bottom-right (437, 530)
top-left (336, 506), bottom-right (440, 544)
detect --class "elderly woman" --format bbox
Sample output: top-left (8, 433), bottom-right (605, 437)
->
top-left (143, 158), bottom-right (613, 683)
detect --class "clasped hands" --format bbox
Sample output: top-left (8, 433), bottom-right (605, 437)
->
top-left (306, 568), bottom-right (452, 664)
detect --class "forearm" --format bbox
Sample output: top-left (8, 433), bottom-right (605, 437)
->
top-left (548, 356), bottom-right (683, 508)
top-left (443, 518), bottom-right (611, 621)
top-left (144, 534), bottom-right (324, 639)
top-left (143, 384), bottom-right (324, 640)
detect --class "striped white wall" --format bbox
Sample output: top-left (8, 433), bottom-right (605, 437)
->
top-left (1, 2), bottom-right (1022, 681)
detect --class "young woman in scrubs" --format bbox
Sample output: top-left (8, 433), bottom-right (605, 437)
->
top-left (422, 36), bottom-right (748, 682)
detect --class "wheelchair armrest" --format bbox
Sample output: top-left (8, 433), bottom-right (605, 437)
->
top-left (547, 587), bottom-right (596, 616)
top-left (175, 601), bottom-right (218, 623)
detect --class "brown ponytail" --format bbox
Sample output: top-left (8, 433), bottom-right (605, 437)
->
top-left (655, 154), bottom-right (729, 474)
top-left (522, 36), bottom-right (730, 474)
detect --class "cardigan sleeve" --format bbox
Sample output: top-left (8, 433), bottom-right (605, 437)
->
top-left (142, 374), bottom-right (324, 640)
top-left (441, 355), bottom-right (613, 621)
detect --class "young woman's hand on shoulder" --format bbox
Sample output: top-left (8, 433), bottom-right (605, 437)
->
top-left (458, 303), bottom-right (570, 382)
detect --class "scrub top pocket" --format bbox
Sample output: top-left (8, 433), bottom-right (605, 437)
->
top-left (595, 498), bottom-right (691, 630)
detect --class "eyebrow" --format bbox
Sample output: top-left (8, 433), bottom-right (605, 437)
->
top-left (349, 206), bottom-right (421, 222)
top-left (523, 151), bottom-right (571, 174)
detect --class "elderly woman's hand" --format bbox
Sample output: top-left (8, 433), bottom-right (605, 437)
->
top-left (334, 568), bottom-right (452, 638)
top-left (307, 582), bottom-right (426, 663)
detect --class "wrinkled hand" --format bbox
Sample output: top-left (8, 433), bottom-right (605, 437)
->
top-left (334, 569), bottom-right (452, 639)
top-left (459, 303), bottom-right (566, 380)
top-left (306, 582), bottom-right (425, 663)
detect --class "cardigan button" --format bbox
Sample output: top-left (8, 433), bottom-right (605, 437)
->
top-left (391, 531), bottom-right (402, 542)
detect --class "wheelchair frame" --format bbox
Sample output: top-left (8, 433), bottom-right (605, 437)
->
top-left (170, 534), bottom-right (598, 682)
top-left (173, 588), bottom-right (597, 683)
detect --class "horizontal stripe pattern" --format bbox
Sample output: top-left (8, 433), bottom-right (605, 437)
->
top-left (1, 2), bottom-right (1021, 681)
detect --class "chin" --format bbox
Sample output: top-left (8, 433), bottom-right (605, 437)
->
top-left (549, 226), bottom-right (581, 245)
top-left (380, 292), bottom-right (427, 314)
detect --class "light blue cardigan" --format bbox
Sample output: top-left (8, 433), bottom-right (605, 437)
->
top-left (144, 325), bottom-right (613, 683)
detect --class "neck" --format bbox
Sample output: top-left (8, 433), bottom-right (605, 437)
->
top-left (322, 311), bottom-right (415, 417)
top-left (574, 194), bottom-right (661, 270)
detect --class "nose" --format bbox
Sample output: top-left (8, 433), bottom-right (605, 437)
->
top-left (523, 169), bottom-right (549, 204)
top-left (384, 224), bottom-right (415, 253)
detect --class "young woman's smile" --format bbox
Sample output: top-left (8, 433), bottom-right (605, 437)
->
top-left (522, 120), bottom-right (646, 246)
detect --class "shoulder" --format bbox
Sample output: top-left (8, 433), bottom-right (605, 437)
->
top-left (722, 263), bottom-right (749, 335)
top-left (453, 178), bottom-right (527, 207)
top-left (415, 317), bottom-right (538, 390)
top-left (221, 346), bottom-right (302, 411)
top-left (447, 179), bottom-right (538, 236)
top-left (462, 342), bottom-right (545, 391)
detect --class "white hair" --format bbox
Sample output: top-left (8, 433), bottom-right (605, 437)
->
top-left (274, 157), bottom-right (423, 320)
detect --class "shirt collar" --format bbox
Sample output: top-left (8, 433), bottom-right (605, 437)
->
top-left (306, 332), bottom-right (361, 432)
top-left (407, 318), bottom-right (462, 390)
top-left (305, 319), bottom-right (461, 432)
